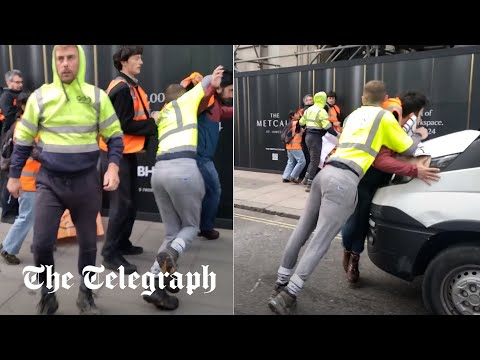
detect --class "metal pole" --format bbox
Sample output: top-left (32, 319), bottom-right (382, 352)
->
top-left (349, 46), bottom-right (364, 60)
top-left (309, 45), bottom-right (328, 64)
top-left (330, 48), bottom-right (345, 62)
top-left (235, 45), bottom-right (365, 64)
top-left (325, 48), bottom-right (339, 63)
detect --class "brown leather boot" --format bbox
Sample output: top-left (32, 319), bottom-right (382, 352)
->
top-left (342, 249), bottom-right (351, 273)
top-left (346, 253), bottom-right (360, 283)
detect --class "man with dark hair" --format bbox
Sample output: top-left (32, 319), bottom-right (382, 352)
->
top-left (196, 69), bottom-right (233, 240)
top-left (99, 45), bottom-right (159, 274)
top-left (268, 80), bottom-right (429, 315)
top-left (341, 90), bottom-right (439, 283)
top-left (324, 90), bottom-right (343, 129)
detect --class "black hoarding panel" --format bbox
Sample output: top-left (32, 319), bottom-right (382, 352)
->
top-left (0, 46), bottom-right (10, 82)
top-left (313, 68), bottom-right (334, 95)
top-left (249, 74), bottom-right (286, 171)
top-left (235, 76), bottom-right (250, 168)
top-left (383, 58), bottom-right (432, 98)
top-left (469, 54), bottom-right (480, 131)
top-left (428, 54), bottom-right (472, 138)
top-left (214, 115), bottom-right (233, 222)
top-left (96, 45), bottom-right (119, 90)
top-left (45, 45), bottom-right (95, 86)
top-left (334, 65), bottom-right (364, 117)
top-left (10, 45), bottom-right (45, 91)
top-left (300, 70), bottom-right (313, 106)
top-left (365, 63), bottom-right (383, 83)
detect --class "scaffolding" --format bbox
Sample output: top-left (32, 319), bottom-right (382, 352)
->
top-left (234, 45), bottom-right (455, 71)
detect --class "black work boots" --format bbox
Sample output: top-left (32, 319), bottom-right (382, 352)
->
top-left (76, 285), bottom-right (101, 315)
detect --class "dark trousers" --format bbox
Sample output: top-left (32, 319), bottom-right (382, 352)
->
top-left (197, 158), bottom-right (221, 231)
top-left (341, 182), bottom-right (378, 254)
top-left (299, 133), bottom-right (310, 180)
top-left (33, 167), bottom-right (101, 289)
top-left (305, 131), bottom-right (324, 181)
top-left (101, 151), bottom-right (137, 259)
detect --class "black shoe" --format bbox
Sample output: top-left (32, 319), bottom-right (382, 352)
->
top-left (269, 282), bottom-right (287, 301)
top-left (282, 178), bottom-right (291, 183)
top-left (165, 273), bottom-right (180, 294)
top-left (103, 255), bottom-right (137, 274)
top-left (156, 247), bottom-right (179, 274)
top-left (1, 249), bottom-right (20, 265)
top-left (37, 292), bottom-right (59, 315)
top-left (268, 289), bottom-right (297, 315)
top-left (120, 245), bottom-right (143, 255)
top-left (198, 229), bottom-right (220, 240)
top-left (76, 286), bottom-right (100, 315)
top-left (143, 288), bottom-right (179, 310)
top-left (1, 216), bottom-right (15, 224)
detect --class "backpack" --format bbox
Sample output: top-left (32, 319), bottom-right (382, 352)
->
top-left (280, 123), bottom-right (294, 145)
top-left (0, 123), bottom-right (16, 172)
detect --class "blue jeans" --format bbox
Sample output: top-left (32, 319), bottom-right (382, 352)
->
top-left (341, 184), bottom-right (376, 254)
top-left (282, 149), bottom-right (306, 180)
top-left (2, 191), bottom-right (36, 255)
top-left (197, 159), bottom-right (221, 231)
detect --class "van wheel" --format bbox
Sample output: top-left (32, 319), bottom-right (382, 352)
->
top-left (423, 246), bottom-right (480, 315)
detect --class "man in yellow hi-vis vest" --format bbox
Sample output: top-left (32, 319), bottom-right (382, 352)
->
top-left (269, 80), bottom-right (428, 315)
top-left (7, 45), bottom-right (124, 315)
top-left (142, 66), bottom-right (224, 311)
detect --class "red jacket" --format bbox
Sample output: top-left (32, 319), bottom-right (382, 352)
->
top-left (372, 146), bottom-right (418, 177)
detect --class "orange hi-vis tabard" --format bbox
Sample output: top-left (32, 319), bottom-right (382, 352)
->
top-left (99, 77), bottom-right (150, 154)
top-left (180, 72), bottom-right (214, 108)
top-left (328, 104), bottom-right (342, 132)
top-left (382, 97), bottom-right (403, 121)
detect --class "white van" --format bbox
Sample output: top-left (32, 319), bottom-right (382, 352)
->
top-left (367, 130), bottom-right (480, 315)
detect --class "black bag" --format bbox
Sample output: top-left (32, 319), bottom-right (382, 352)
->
top-left (0, 125), bottom-right (15, 172)
top-left (280, 123), bottom-right (293, 145)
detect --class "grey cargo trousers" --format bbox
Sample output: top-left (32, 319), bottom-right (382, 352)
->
top-left (281, 165), bottom-right (359, 285)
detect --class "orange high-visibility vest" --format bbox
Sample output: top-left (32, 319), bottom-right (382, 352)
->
top-left (382, 97), bottom-right (402, 121)
top-left (286, 122), bottom-right (302, 150)
top-left (328, 104), bottom-right (342, 132)
top-left (20, 157), bottom-right (41, 192)
top-left (180, 72), bottom-right (214, 107)
top-left (99, 77), bottom-right (150, 154)
top-left (14, 122), bottom-right (40, 192)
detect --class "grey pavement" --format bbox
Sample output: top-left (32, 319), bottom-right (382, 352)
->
top-left (234, 208), bottom-right (428, 315)
top-left (234, 169), bottom-right (308, 219)
top-left (0, 217), bottom-right (233, 315)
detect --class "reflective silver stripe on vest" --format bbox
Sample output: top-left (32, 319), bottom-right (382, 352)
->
top-left (337, 109), bottom-right (386, 155)
top-left (102, 131), bottom-right (123, 143)
top-left (172, 101), bottom-right (183, 128)
top-left (386, 105), bottom-right (401, 114)
top-left (40, 124), bottom-right (98, 134)
top-left (134, 110), bottom-right (147, 118)
top-left (20, 117), bottom-right (38, 133)
top-left (38, 141), bottom-right (99, 153)
top-left (16, 139), bottom-right (34, 146)
top-left (99, 114), bottom-right (118, 130)
top-left (21, 170), bottom-right (38, 177)
top-left (305, 108), bottom-right (330, 129)
top-left (158, 123), bottom-right (197, 143)
top-left (94, 87), bottom-right (100, 127)
top-left (338, 142), bottom-right (378, 157)
top-left (159, 145), bottom-right (197, 155)
top-left (35, 89), bottom-right (45, 125)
